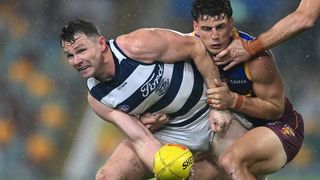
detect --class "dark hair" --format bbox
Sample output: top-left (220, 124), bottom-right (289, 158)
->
top-left (191, 0), bottom-right (233, 21)
top-left (59, 18), bottom-right (101, 45)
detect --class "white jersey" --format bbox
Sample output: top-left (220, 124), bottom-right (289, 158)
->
top-left (87, 39), bottom-right (212, 151)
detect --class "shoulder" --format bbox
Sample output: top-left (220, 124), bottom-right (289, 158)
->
top-left (116, 29), bottom-right (144, 58)
top-left (248, 51), bottom-right (279, 82)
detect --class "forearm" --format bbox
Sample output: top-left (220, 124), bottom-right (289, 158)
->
top-left (111, 112), bottom-right (161, 171)
top-left (88, 94), bottom-right (160, 171)
top-left (195, 57), bottom-right (221, 88)
top-left (193, 43), bottom-right (221, 88)
top-left (232, 94), bottom-right (284, 120)
top-left (255, 1), bottom-right (319, 52)
top-left (258, 12), bottom-right (314, 50)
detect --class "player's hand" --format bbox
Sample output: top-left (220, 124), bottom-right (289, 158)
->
top-left (207, 79), bottom-right (234, 110)
top-left (209, 109), bottom-right (232, 134)
top-left (139, 113), bottom-right (169, 132)
top-left (213, 38), bottom-right (251, 71)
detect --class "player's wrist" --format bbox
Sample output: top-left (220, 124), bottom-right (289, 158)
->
top-left (241, 38), bottom-right (265, 56)
top-left (231, 93), bottom-right (245, 110)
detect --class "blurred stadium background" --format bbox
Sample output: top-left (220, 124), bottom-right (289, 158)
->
top-left (0, 0), bottom-right (319, 179)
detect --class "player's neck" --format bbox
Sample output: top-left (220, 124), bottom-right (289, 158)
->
top-left (96, 51), bottom-right (116, 82)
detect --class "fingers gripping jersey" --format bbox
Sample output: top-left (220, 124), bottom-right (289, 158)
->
top-left (87, 39), bottom-right (208, 126)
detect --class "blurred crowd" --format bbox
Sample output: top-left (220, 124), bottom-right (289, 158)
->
top-left (0, 0), bottom-right (319, 179)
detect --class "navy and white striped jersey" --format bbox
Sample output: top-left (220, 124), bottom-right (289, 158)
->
top-left (87, 39), bottom-right (209, 126)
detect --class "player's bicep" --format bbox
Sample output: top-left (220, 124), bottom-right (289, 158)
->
top-left (118, 28), bottom-right (199, 64)
top-left (250, 55), bottom-right (284, 101)
top-left (116, 29), bottom-right (166, 63)
top-left (130, 29), bottom-right (195, 62)
top-left (156, 30), bottom-right (197, 62)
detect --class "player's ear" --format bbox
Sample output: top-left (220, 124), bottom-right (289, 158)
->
top-left (98, 36), bottom-right (107, 51)
top-left (193, 21), bottom-right (199, 36)
top-left (228, 17), bottom-right (234, 37)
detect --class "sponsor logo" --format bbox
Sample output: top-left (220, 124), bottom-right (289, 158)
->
top-left (141, 64), bottom-right (164, 97)
top-left (155, 78), bottom-right (169, 96)
top-left (281, 125), bottom-right (295, 137)
top-left (117, 81), bottom-right (127, 90)
top-left (182, 156), bottom-right (193, 170)
top-left (229, 79), bottom-right (247, 84)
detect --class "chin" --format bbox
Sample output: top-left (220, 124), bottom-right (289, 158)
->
top-left (82, 75), bottom-right (92, 79)
top-left (80, 71), bottom-right (94, 79)
top-left (209, 49), bottom-right (221, 56)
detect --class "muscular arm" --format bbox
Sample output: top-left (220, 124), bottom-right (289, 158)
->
top-left (238, 53), bottom-right (285, 120)
top-left (118, 28), bottom-right (233, 132)
top-left (215, 0), bottom-right (320, 70)
top-left (87, 93), bottom-right (161, 171)
top-left (208, 52), bottom-right (285, 120)
top-left (117, 28), bottom-right (220, 88)
top-left (257, 0), bottom-right (320, 50)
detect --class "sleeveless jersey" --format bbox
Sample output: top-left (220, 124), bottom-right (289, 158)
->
top-left (221, 31), bottom-right (296, 125)
top-left (219, 30), bottom-right (255, 96)
top-left (87, 39), bottom-right (209, 126)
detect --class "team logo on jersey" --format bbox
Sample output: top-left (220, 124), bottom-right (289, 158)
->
top-left (141, 64), bottom-right (164, 97)
top-left (117, 104), bottom-right (130, 112)
top-left (155, 78), bottom-right (169, 96)
top-left (281, 125), bottom-right (295, 137)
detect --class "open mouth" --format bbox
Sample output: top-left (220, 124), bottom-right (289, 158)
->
top-left (78, 66), bottom-right (89, 72)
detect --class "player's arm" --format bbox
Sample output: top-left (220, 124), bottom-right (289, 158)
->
top-left (215, 0), bottom-right (320, 70)
top-left (208, 53), bottom-right (285, 120)
top-left (87, 93), bottom-right (161, 171)
top-left (117, 28), bottom-right (220, 88)
top-left (254, 0), bottom-right (320, 52)
top-left (238, 53), bottom-right (285, 120)
top-left (119, 28), bottom-right (232, 132)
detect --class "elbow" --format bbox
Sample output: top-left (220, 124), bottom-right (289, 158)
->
top-left (272, 106), bottom-right (285, 120)
top-left (300, 16), bottom-right (315, 30)
top-left (264, 108), bottom-right (284, 120)
top-left (269, 101), bottom-right (285, 120)
top-left (295, 11), bottom-right (317, 30)
top-left (263, 98), bottom-right (285, 120)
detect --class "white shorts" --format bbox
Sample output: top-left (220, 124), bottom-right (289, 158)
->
top-left (153, 108), bottom-right (213, 153)
top-left (153, 109), bottom-right (253, 153)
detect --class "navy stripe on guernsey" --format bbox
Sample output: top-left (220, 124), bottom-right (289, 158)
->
top-left (89, 40), bottom-right (163, 109)
top-left (168, 62), bottom-right (203, 117)
top-left (87, 39), bottom-right (206, 127)
top-left (219, 31), bottom-right (255, 95)
top-left (89, 40), bottom-right (140, 101)
top-left (146, 63), bottom-right (184, 113)
top-left (238, 31), bottom-right (254, 41)
top-left (167, 105), bottom-right (209, 127)
top-left (119, 62), bottom-right (166, 111)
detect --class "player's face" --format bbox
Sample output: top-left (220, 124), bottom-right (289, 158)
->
top-left (193, 15), bottom-right (233, 55)
top-left (62, 33), bottom-right (105, 79)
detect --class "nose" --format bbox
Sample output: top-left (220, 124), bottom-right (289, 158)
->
top-left (211, 29), bottom-right (219, 40)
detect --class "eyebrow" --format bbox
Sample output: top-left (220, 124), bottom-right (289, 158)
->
top-left (63, 42), bottom-right (84, 54)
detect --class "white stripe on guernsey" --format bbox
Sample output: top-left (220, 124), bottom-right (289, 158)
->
top-left (159, 62), bottom-right (194, 113)
top-left (109, 39), bottom-right (126, 63)
top-left (87, 77), bottom-right (101, 90)
top-left (169, 84), bottom-right (207, 124)
top-left (100, 64), bottom-right (156, 108)
top-left (130, 63), bottom-right (175, 114)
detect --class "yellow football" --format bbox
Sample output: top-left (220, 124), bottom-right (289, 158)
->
top-left (153, 144), bottom-right (194, 180)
